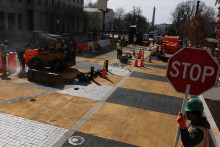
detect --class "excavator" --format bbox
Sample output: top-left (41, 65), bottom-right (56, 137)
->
top-left (27, 35), bottom-right (77, 85)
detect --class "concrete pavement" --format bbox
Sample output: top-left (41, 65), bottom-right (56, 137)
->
top-left (0, 45), bottom-right (218, 147)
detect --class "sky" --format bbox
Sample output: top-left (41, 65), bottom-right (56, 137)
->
top-left (85, 0), bottom-right (219, 24)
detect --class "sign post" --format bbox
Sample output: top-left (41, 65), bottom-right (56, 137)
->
top-left (166, 47), bottom-right (220, 147)
top-left (174, 84), bottom-right (190, 147)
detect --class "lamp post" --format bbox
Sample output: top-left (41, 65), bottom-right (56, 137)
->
top-left (100, 9), bottom-right (107, 37)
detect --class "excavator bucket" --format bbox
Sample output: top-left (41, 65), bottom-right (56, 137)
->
top-left (28, 69), bottom-right (64, 86)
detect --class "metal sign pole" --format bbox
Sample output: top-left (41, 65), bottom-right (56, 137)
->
top-left (174, 84), bottom-right (190, 147)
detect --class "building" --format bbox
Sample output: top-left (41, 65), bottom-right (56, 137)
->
top-left (0, 0), bottom-right (84, 34)
top-left (155, 23), bottom-right (171, 34)
top-left (83, 0), bottom-right (114, 32)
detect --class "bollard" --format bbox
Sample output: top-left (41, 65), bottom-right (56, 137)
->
top-left (105, 60), bottom-right (109, 72)
top-left (79, 48), bottom-right (82, 54)
top-left (90, 66), bottom-right (94, 79)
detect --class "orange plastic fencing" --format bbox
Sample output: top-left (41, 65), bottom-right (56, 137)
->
top-left (83, 43), bottom-right (88, 51)
top-left (0, 57), bottom-right (2, 72)
top-left (93, 41), bottom-right (98, 47)
top-left (8, 54), bottom-right (17, 74)
top-left (110, 39), bottom-right (114, 45)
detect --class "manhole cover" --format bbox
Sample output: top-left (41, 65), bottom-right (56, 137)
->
top-left (29, 99), bottom-right (36, 102)
top-left (69, 136), bottom-right (85, 145)
top-left (74, 87), bottom-right (79, 90)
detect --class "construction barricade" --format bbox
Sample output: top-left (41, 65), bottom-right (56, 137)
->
top-left (7, 53), bottom-right (17, 74)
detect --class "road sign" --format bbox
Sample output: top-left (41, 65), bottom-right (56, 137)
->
top-left (167, 47), bottom-right (220, 96)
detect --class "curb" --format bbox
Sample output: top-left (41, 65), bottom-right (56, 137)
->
top-left (199, 95), bottom-right (220, 147)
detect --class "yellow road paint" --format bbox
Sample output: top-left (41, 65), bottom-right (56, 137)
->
top-left (78, 102), bottom-right (179, 147)
top-left (0, 84), bottom-right (45, 102)
top-left (135, 66), bottom-right (167, 77)
top-left (120, 77), bottom-right (185, 98)
top-left (0, 93), bottom-right (97, 129)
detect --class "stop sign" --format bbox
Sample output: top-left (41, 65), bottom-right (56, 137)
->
top-left (167, 47), bottom-right (220, 96)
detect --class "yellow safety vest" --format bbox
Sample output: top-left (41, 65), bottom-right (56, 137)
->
top-left (0, 44), bottom-right (6, 57)
top-left (133, 37), bottom-right (137, 42)
top-left (117, 43), bottom-right (122, 50)
top-left (125, 36), bottom-right (129, 41)
top-left (182, 125), bottom-right (209, 147)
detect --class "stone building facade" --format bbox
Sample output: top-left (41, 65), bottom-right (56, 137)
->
top-left (0, 0), bottom-right (84, 34)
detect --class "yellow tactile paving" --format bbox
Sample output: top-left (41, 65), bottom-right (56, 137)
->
top-left (91, 74), bottom-right (124, 86)
top-left (0, 84), bottom-right (45, 102)
top-left (90, 55), bottom-right (117, 64)
top-left (135, 66), bottom-right (167, 77)
top-left (0, 93), bottom-right (97, 129)
top-left (76, 57), bottom-right (107, 65)
top-left (149, 59), bottom-right (168, 66)
top-left (120, 77), bottom-right (185, 98)
top-left (78, 102), bottom-right (179, 147)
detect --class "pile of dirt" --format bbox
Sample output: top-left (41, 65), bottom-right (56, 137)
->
top-left (205, 99), bottom-right (220, 130)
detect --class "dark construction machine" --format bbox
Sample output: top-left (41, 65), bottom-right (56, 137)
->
top-left (27, 34), bottom-right (76, 85)
top-left (157, 36), bottom-right (181, 61)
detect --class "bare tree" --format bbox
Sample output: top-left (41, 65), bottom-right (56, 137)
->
top-left (114, 7), bottom-right (125, 28)
top-left (84, 0), bottom-right (98, 8)
top-left (170, 1), bottom-right (216, 45)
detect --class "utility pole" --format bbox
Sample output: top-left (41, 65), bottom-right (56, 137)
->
top-left (195, 0), bottom-right (200, 16)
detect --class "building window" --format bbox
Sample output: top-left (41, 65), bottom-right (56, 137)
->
top-left (38, 0), bottom-right (41, 5)
top-left (0, 11), bottom-right (5, 30)
top-left (45, 0), bottom-right (48, 6)
top-left (81, 0), bottom-right (83, 5)
top-left (8, 13), bottom-right (16, 30)
top-left (52, 0), bottom-right (54, 7)
top-left (57, 1), bottom-right (60, 8)
top-left (18, 14), bottom-right (22, 30)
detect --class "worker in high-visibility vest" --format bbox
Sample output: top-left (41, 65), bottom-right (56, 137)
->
top-left (0, 40), bottom-right (8, 78)
top-left (125, 35), bottom-right (129, 47)
top-left (116, 40), bottom-right (122, 59)
top-left (133, 35), bottom-right (137, 46)
top-left (177, 98), bottom-right (210, 147)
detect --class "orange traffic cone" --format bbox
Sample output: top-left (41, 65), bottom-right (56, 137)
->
top-left (102, 61), bottom-right (107, 78)
top-left (133, 46), bottom-right (135, 56)
top-left (140, 57), bottom-right (144, 67)
top-left (149, 53), bottom-right (152, 63)
top-left (134, 56), bottom-right (138, 67)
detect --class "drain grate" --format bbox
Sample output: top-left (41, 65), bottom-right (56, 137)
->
top-left (69, 136), bottom-right (85, 145)
top-left (74, 87), bottom-right (79, 90)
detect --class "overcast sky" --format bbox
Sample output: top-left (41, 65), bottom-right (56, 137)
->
top-left (85, 0), bottom-right (219, 24)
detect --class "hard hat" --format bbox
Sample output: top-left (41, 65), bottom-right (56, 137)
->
top-left (4, 40), bottom-right (8, 45)
top-left (185, 98), bottom-right (204, 111)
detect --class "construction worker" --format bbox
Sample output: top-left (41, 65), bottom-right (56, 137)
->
top-left (116, 40), bottom-right (122, 59)
top-left (125, 35), bottom-right (129, 47)
top-left (133, 35), bottom-right (137, 46)
top-left (0, 40), bottom-right (8, 78)
top-left (177, 98), bottom-right (210, 147)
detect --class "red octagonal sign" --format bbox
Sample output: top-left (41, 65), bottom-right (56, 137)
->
top-left (167, 47), bottom-right (220, 96)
